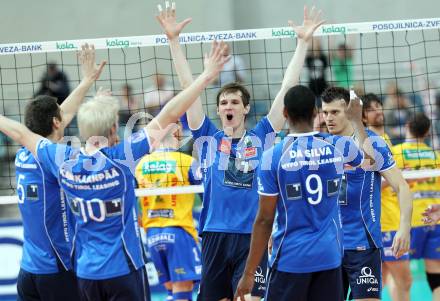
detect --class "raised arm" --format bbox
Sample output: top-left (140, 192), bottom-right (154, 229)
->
top-left (380, 167), bottom-right (412, 258)
top-left (156, 1), bottom-right (205, 129)
top-left (267, 6), bottom-right (325, 131)
top-left (60, 44), bottom-right (106, 127)
top-left (0, 116), bottom-right (42, 157)
top-left (146, 40), bottom-right (229, 144)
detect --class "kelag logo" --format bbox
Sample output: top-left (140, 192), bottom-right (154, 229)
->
top-left (106, 39), bottom-right (130, 48)
top-left (271, 28), bottom-right (295, 37)
top-left (322, 25), bottom-right (346, 34)
top-left (56, 42), bottom-right (77, 50)
top-left (142, 160), bottom-right (176, 174)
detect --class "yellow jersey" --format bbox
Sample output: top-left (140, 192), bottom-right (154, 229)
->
top-left (135, 149), bottom-right (199, 241)
top-left (381, 141), bottom-right (440, 231)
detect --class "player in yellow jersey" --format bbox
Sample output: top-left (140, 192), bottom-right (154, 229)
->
top-left (383, 113), bottom-right (440, 300)
top-left (135, 121), bottom-right (201, 301)
top-left (362, 93), bottom-right (412, 301)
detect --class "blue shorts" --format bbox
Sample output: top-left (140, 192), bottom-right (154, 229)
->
top-left (410, 225), bottom-right (440, 259)
top-left (17, 268), bottom-right (80, 301)
top-left (197, 232), bottom-right (267, 301)
top-left (381, 231), bottom-right (410, 262)
top-left (342, 248), bottom-right (382, 300)
top-left (77, 268), bottom-right (150, 301)
top-left (265, 267), bottom-right (343, 301)
top-left (147, 227), bottom-right (202, 283)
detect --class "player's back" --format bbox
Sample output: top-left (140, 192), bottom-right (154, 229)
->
top-left (136, 149), bottom-right (199, 241)
top-left (15, 147), bottom-right (72, 273)
top-left (58, 148), bottom-right (145, 280)
top-left (265, 133), bottom-right (355, 273)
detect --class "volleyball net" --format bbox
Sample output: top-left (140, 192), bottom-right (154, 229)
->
top-left (0, 17), bottom-right (439, 202)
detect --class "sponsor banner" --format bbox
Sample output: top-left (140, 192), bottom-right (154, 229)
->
top-left (0, 18), bottom-right (439, 55)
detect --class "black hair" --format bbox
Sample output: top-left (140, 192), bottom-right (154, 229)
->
top-left (408, 113), bottom-right (430, 138)
top-left (362, 93), bottom-right (383, 118)
top-left (25, 95), bottom-right (61, 137)
top-left (284, 85), bottom-right (316, 123)
top-left (321, 86), bottom-right (350, 105)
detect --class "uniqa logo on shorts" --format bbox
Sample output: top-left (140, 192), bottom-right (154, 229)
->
top-left (321, 25), bottom-right (346, 34)
top-left (56, 42), bottom-right (77, 50)
top-left (254, 266), bottom-right (266, 284)
top-left (106, 39), bottom-right (130, 48)
top-left (356, 267), bottom-right (378, 285)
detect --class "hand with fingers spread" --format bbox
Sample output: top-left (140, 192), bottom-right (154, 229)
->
top-left (202, 40), bottom-right (231, 83)
top-left (288, 6), bottom-right (325, 42)
top-left (156, 1), bottom-right (192, 40)
top-left (78, 43), bottom-right (106, 82)
top-left (422, 204), bottom-right (440, 224)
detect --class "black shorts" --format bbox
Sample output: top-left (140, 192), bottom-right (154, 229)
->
top-left (17, 268), bottom-right (80, 301)
top-left (265, 267), bottom-right (343, 301)
top-left (197, 232), bottom-right (267, 301)
top-left (342, 248), bottom-right (382, 300)
top-left (77, 268), bottom-right (150, 301)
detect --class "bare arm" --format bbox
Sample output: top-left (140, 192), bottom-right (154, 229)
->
top-left (267, 6), bottom-right (325, 131)
top-left (156, 2), bottom-right (205, 129)
top-left (60, 44), bottom-right (106, 127)
top-left (381, 166), bottom-right (412, 258)
top-left (0, 116), bottom-right (42, 157)
top-left (146, 40), bottom-right (229, 145)
top-left (234, 195), bottom-right (277, 301)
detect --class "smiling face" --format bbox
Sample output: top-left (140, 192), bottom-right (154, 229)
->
top-left (217, 90), bottom-right (250, 130)
top-left (321, 99), bottom-right (351, 135)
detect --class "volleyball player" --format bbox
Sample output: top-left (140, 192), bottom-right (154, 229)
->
top-left (234, 85), bottom-right (365, 301)
top-left (387, 113), bottom-right (440, 300)
top-left (135, 121), bottom-right (201, 301)
top-left (362, 93), bottom-right (412, 301)
top-left (156, 3), bottom-right (324, 300)
top-left (321, 86), bottom-right (412, 300)
top-left (0, 40), bottom-right (229, 301)
top-left (15, 44), bottom-right (105, 301)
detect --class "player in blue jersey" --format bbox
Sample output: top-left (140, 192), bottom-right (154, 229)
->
top-left (0, 40), bottom-right (229, 301)
top-left (321, 86), bottom-right (412, 301)
top-left (15, 44), bottom-right (105, 301)
top-left (234, 85), bottom-right (367, 301)
top-left (156, 3), bottom-right (324, 300)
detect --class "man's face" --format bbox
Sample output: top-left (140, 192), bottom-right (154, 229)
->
top-left (322, 99), bottom-right (351, 135)
top-left (217, 90), bottom-right (249, 130)
top-left (363, 101), bottom-right (384, 128)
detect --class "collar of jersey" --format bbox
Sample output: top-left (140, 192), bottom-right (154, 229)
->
top-left (287, 131), bottom-right (319, 137)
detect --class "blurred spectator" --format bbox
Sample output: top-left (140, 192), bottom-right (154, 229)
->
top-left (306, 38), bottom-right (328, 104)
top-left (331, 43), bottom-right (353, 89)
top-left (144, 74), bottom-right (175, 117)
top-left (119, 84), bottom-right (142, 136)
top-left (35, 63), bottom-right (70, 104)
top-left (217, 44), bottom-right (246, 85)
top-left (383, 83), bottom-right (412, 144)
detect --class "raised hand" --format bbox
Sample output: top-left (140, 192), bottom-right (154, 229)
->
top-left (156, 1), bottom-right (192, 40)
top-left (345, 96), bottom-right (363, 123)
top-left (78, 43), bottom-right (106, 82)
top-left (288, 6), bottom-right (325, 42)
top-left (202, 40), bottom-right (231, 83)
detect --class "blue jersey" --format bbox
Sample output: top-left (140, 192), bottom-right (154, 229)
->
top-left (36, 129), bottom-right (151, 280)
top-left (339, 130), bottom-right (395, 250)
top-left (15, 148), bottom-right (73, 274)
top-left (258, 132), bottom-right (363, 273)
top-left (192, 116), bottom-right (275, 234)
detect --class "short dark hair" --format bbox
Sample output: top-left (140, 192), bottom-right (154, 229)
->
top-left (408, 113), bottom-right (430, 138)
top-left (284, 85), bottom-right (316, 123)
top-left (25, 95), bottom-right (61, 137)
top-left (362, 93), bottom-right (383, 118)
top-left (216, 82), bottom-right (250, 107)
top-left (321, 86), bottom-right (350, 105)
